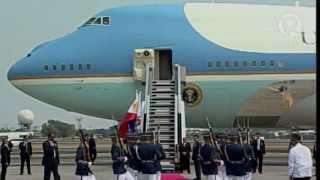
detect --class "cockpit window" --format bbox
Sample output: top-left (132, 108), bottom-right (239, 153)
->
top-left (94, 17), bottom-right (102, 24)
top-left (103, 17), bottom-right (110, 25)
top-left (81, 16), bottom-right (110, 27)
top-left (83, 17), bottom-right (96, 26)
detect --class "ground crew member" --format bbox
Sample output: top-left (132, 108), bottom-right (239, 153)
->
top-left (224, 133), bottom-right (247, 180)
top-left (19, 135), bottom-right (32, 175)
top-left (111, 136), bottom-right (134, 180)
top-left (0, 137), bottom-right (10, 180)
top-left (137, 133), bottom-right (161, 180)
top-left (288, 133), bottom-right (313, 180)
top-left (126, 135), bottom-right (140, 180)
top-left (192, 135), bottom-right (201, 180)
top-left (200, 134), bottom-right (222, 180)
top-left (42, 133), bottom-right (60, 180)
top-left (242, 135), bottom-right (256, 180)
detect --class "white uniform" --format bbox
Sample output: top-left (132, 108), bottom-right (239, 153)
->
top-left (204, 175), bottom-right (222, 180)
top-left (139, 174), bottom-right (157, 180)
top-left (127, 167), bottom-right (139, 180)
top-left (244, 172), bottom-right (252, 180)
top-left (156, 171), bottom-right (161, 180)
top-left (113, 171), bottom-right (134, 180)
top-left (226, 176), bottom-right (247, 180)
top-left (218, 165), bottom-right (228, 180)
top-left (76, 175), bottom-right (96, 180)
top-left (288, 143), bottom-right (313, 178)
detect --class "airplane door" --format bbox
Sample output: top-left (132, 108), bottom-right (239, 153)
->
top-left (133, 49), bottom-right (155, 81)
top-left (157, 49), bottom-right (172, 80)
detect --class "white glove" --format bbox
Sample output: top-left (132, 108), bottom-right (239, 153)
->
top-left (219, 160), bottom-right (224, 166)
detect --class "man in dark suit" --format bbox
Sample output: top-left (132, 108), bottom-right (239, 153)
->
top-left (88, 134), bottom-right (97, 164)
top-left (192, 135), bottom-right (201, 180)
top-left (19, 136), bottom-right (32, 175)
top-left (1, 138), bottom-right (10, 180)
top-left (252, 133), bottom-right (266, 174)
top-left (42, 133), bottom-right (60, 180)
top-left (179, 137), bottom-right (191, 173)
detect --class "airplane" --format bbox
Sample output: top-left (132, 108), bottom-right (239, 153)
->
top-left (7, 3), bottom-right (316, 129)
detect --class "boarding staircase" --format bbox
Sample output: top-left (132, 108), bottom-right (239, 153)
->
top-left (142, 64), bottom-right (186, 172)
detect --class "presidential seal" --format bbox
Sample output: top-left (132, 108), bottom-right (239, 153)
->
top-left (182, 83), bottom-right (203, 106)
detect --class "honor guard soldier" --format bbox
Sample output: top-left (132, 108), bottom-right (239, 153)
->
top-left (126, 135), bottom-right (140, 180)
top-left (200, 134), bottom-right (222, 180)
top-left (242, 135), bottom-right (256, 180)
top-left (216, 133), bottom-right (228, 180)
top-left (154, 133), bottom-right (166, 180)
top-left (224, 133), bottom-right (247, 180)
top-left (42, 133), bottom-right (60, 180)
top-left (136, 133), bottom-right (161, 180)
top-left (75, 137), bottom-right (94, 180)
top-left (19, 135), bottom-right (32, 175)
top-left (192, 135), bottom-right (201, 180)
top-left (111, 136), bottom-right (134, 180)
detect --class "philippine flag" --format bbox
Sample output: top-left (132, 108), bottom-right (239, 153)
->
top-left (118, 94), bottom-right (140, 138)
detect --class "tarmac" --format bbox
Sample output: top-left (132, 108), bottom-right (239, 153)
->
top-left (5, 165), bottom-right (316, 180)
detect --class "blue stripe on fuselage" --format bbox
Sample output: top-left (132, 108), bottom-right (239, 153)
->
top-left (9, 4), bottom-right (315, 80)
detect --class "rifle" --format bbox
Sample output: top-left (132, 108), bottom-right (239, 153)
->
top-left (236, 119), bottom-right (243, 145)
top-left (206, 117), bottom-right (223, 155)
top-left (246, 118), bottom-right (250, 144)
top-left (79, 129), bottom-right (91, 162)
top-left (113, 125), bottom-right (126, 156)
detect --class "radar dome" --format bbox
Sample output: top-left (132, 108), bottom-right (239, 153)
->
top-left (18, 109), bottom-right (34, 126)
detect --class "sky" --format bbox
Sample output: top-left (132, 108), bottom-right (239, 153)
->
top-left (0, 0), bottom-right (315, 129)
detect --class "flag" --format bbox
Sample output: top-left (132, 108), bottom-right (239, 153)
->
top-left (118, 95), bottom-right (140, 138)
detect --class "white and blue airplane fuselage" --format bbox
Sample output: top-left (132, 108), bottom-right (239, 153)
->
top-left (8, 3), bottom-right (316, 128)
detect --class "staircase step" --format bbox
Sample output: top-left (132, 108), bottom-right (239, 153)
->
top-left (150, 110), bottom-right (174, 114)
top-left (159, 140), bottom-right (175, 144)
top-left (150, 113), bottom-right (174, 117)
top-left (152, 80), bottom-right (174, 85)
top-left (149, 125), bottom-right (175, 130)
top-left (149, 122), bottom-right (175, 126)
top-left (151, 95), bottom-right (174, 100)
top-left (150, 108), bottom-right (174, 112)
top-left (150, 113), bottom-right (174, 116)
top-left (151, 88), bottom-right (175, 93)
top-left (149, 127), bottom-right (175, 132)
top-left (153, 135), bottom-right (175, 140)
top-left (152, 86), bottom-right (174, 89)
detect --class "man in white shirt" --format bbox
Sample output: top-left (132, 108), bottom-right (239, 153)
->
top-left (288, 133), bottom-right (313, 180)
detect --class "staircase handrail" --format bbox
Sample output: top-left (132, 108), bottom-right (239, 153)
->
top-left (143, 64), bottom-right (153, 132)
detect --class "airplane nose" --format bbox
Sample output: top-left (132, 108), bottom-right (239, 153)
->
top-left (7, 57), bottom-right (32, 84)
top-left (7, 61), bottom-right (19, 82)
